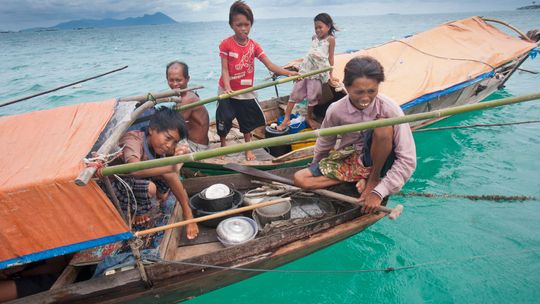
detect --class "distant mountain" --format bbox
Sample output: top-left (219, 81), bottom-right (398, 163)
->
top-left (517, 4), bottom-right (540, 10)
top-left (24, 12), bottom-right (177, 32)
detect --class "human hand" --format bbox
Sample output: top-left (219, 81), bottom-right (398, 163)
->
top-left (186, 223), bottom-right (199, 240)
top-left (175, 144), bottom-right (190, 156)
top-left (329, 77), bottom-right (341, 88)
top-left (288, 71), bottom-right (299, 77)
top-left (359, 192), bottom-right (383, 214)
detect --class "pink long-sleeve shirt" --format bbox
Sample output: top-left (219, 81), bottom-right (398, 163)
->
top-left (313, 94), bottom-right (417, 198)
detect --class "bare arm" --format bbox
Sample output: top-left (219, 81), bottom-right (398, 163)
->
top-left (161, 171), bottom-right (198, 239)
top-left (328, 36), bottom-right (336, 80)
top-left (220, 57), bottom-right (233, 93)
top-left (260, 56), bottom-right (298, 77)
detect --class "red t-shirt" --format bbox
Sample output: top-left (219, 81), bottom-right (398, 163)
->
top-left (218, 36), bottom-right (267, 91)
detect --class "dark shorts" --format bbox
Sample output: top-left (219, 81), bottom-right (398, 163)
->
top-left (309, 130), bottom-right (395, 178)
top-left (109, 177), bottom-right (169, 216)
top-left (216, 98), bottom-right (266, 136)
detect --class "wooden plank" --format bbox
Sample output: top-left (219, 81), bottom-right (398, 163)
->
top-left (50, 265), bottom-right (80, 290)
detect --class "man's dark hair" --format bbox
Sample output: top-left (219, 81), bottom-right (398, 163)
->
top-left (229, 0), bottom-right (254, 26)
top-left (148, 107), bottom-right (188, 140)
top-left (314, 13), bottom-right (337, 36)
top-left (343, 56), bottom-right (385, 87)
top-left (166, 61), bottom-right (189, 79)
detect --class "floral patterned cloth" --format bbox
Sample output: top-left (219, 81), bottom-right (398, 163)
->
top-left (318, 146), bottom-right (372, 182)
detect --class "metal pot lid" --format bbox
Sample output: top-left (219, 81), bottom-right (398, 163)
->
top-left (203, 183), bottom-right (231, 199)
top-left (216, 216), bottom-right (256, 243)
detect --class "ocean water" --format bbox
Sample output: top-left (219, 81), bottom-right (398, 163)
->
top-left (1, 9), bottom-right (540, 303)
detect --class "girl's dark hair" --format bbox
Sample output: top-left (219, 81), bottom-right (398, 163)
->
top-left (148, 107), bottom-right (188, 140)
top-left (343, 56), bottom-right (385, 86)
top-left (229, 1), bottom-right (254, 25)
top-left (314, 13), bottom-right (337, 36)
top-left (166, 61), bottom-right (189, 79)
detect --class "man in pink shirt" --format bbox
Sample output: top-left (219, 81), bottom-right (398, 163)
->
top-left (294, 56), bottom-right (416, 214)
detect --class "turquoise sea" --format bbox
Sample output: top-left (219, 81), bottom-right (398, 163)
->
top-left (1, 9), bottom-right (539, 303)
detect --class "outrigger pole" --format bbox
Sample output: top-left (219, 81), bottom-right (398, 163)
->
top-left (175, 67), bottom-right (333, 112)
top-left (97, 91), bottom-right (540, 177)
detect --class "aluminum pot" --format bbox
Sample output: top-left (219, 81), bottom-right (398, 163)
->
top-left (216, 216), bottom-right (257, 247)
top-left (189, 190), bottom-right (243, 227)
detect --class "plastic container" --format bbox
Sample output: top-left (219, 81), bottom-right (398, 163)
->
top-left (264, 126), bottom-right (291, 157)
top-left (291, 128), bottom-right (316, 150)
top-left (197, 184), bottom-right (235, 212)
top-left (189, 190), bottom-right (243, 227)
top-left (277, 113), bottom-right (307, 134)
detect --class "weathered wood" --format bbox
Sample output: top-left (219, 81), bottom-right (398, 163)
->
top-left (134, 197), bottom-right (291, 237)
top-left (50, 265), bottom-right (80, 290)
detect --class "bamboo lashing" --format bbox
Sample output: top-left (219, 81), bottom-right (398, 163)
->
top-left (97, 91), bottom-right (540, 177)
top-left (134, 197), bottom-right (291, 237)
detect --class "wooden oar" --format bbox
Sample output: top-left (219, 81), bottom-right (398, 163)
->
top-left (134, 197), bottom-right (291, 237)
top-left (223, 163), bottom-right (404, 220)
top-left (95, 91), bottom-right (540, 178)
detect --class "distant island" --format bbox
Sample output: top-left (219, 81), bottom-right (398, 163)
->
top-left (517, 1), bottom-right (540, 10)
top-left (22, 12), bottom-right (177, 32)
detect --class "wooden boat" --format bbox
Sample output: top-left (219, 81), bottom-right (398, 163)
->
top-left (182, 16), bottom-right (539, 176)
top-left (8, 168), bottom-right (388, 303)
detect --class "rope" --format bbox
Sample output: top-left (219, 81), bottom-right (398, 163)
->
top-left (414, 120), bottom-right (540, 132)
top-left (396, 192), bottom-right (539, 202)
top-left (391, 39), bottom-right (496, 71)
top-left (149, 248), bottom-right (540, 274)
top-left (113, 174), bottom-right (138, 228)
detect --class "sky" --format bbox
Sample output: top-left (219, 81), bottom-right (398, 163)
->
top-left (0, 0), bottom-right (531, 31)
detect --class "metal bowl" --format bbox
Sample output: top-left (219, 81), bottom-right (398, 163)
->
top-left (216, 216), bottom-right (257, 247)
top-left (254, 199), bottom-right (292, 227)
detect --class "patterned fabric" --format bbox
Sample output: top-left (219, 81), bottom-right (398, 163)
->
top-left (300, 36), bottom-right (331, 83)
top-left (218, 36), bottom-right (267, 91)
top-left (318, 146), bottom-right (372, 182)
top-left (109, 177), bottom-right (169, 216)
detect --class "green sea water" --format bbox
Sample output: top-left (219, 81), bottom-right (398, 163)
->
top-left (1, 9), bottom-right (539, 304)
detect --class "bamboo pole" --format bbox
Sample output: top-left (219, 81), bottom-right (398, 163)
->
top-left (98, 91), bottom-right (540, 177)
top-left (175, 67), bottom-right (333, 112)
top-left (75, 86), bottom-right (201, 186)
top-left (119, 85), bottom-right (204, 102)
top-left (134, 197), bottom-right (291, 237)
top-left (0, 65), bottom-right (128, 108)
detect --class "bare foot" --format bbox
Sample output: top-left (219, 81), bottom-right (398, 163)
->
top-left (133, 215), bottom-right (151, 225)
top-left (186, 223), bottom-right (199, 240)
top-left (277, 120), bottom-right (289, 131)
top-left (307, 118), bottom-right (321, 129)
top-left (245, 150), bottom-right (256, 161)
top-left (355, 179), bottom-right (367, 194)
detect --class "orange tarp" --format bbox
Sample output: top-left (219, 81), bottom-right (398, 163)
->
top-left (333, 17), bottom-right (536, 105)
top-left (0, 100), bottom-right (129, 265)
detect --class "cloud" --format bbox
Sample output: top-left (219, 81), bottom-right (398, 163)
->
top-left (0, 0), bottom-right (523, 31)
